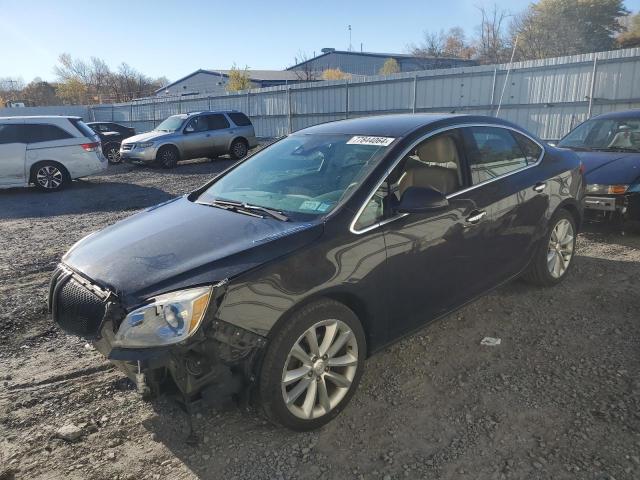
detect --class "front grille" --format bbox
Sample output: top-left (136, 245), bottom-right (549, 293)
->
top-left (121, 143), bottom-right (134, 151)
top-left (50, 268), bottom-right (108, 338)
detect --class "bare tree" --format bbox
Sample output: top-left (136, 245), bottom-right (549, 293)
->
top-left (476, 5), bottom-right (511, 64)
top-left (290, 51), bottom-right (318, 81)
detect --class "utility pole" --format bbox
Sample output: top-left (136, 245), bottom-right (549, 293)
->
top-left (348, 25), bottom-right (352, 52)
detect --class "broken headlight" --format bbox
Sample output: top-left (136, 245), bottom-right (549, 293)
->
top-left (113, 286), bottom-right (212, 348)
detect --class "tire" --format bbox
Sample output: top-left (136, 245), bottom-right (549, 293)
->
top-left (32, 162), bottom-right (70, 192)
top-left (258, 299), bottom-right (366, 431)
top-left (229, 139), bottom-right (248, 160)
top-left (523, 208), bottom-right (577, 286)
top-left (105, 143), bottom-right (122, 164)
top-left (155, 146), bottom-right (179, 169)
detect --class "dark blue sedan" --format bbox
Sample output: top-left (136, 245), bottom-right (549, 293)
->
top-left (558, 109), bottom-right (640, 225)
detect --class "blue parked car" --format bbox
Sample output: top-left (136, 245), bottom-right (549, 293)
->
top-left (558, 110), bottom-right (640, 226)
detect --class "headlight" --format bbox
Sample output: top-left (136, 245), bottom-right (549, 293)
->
top-left (137, 142), bottom-right (154, 148)
top-left (114, 286), bottom-right (212, 348)
top-left (586, 184), bottom-right (629, 195)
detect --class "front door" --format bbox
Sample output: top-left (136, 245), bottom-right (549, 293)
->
top-left (0, 124), bottom-right (27, 187)
top-left (182, 116), bottom-right (212, 158)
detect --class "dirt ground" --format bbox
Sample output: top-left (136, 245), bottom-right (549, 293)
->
top-left (1, 158), bottom-right (639, 480)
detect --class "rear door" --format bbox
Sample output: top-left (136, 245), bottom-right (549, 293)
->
top-left (24, 123), bottom-right (81, 171)
top-left (458, 125), bottom-right (548, 284)
top-left (205, 114), bottom-right (232, 154)
top-left (0, 123), bottom-right (27, 187)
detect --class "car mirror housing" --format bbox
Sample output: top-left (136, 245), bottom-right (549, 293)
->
top-left (396, 186), bottom-right (449, 214)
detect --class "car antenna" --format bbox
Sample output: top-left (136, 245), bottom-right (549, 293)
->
top-left (495, 34), bottom-right (519, 118)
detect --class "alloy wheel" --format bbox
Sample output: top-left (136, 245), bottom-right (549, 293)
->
top-left (107, 146), bottom-right (121, 163)
top-left (547, 218), bottom-right (574, 278)
top-left (232, 142), bottom-right (247, 158)
top-left (36, 166), bottom-right (63, 190)
top-left (281, 319), bottom-right (358, 420)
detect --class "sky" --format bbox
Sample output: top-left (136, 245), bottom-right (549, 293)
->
top-left (2, 0), bottom-right (640, 83)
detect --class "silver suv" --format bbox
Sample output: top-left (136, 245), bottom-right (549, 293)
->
top-left (120, 110), bottom-right (258, 168)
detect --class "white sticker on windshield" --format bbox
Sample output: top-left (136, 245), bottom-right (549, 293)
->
top-left (300, 200), bottom-right (321, 211)
top-left (346, 136), bottom-right (395, 146)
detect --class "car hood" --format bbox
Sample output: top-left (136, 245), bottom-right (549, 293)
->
top-left (62, 196), bottom-right (323, 307)
top-left (574, 151), bottom-right (640, 185)
top-left (122, 130), bottom-right (173, 144)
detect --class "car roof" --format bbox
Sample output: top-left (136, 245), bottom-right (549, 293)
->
top-left (0, 115), bottom-right (80, 122)
top-left (295, 113), bottom-right (519, 137)
top-left (184, 110), bottom-right (242, 116)
top-left (592, 109), bottom-right (640, 120)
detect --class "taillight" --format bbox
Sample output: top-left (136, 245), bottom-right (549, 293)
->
top-left (81, 142), bottom-right (100, 152)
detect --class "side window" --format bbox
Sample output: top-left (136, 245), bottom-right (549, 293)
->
top-left (185, 116), bottom-right (208, 133)
top-left (228, 112), bottom-right (252, 126)
top-left (0, 124), bottom-right (26, 144)
top-left (24, 124), bottom-right (73, 143)
top-left (353, 130), bottom-right (464, 231)
top-left (464, 126), bottom-right (528, 185)
top-left (207, 114), bottom-right (231, 130)
top-left (512, 131), bottom-right (542, 164)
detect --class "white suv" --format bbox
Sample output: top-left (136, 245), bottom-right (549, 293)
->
top-left (0, 116), bottom-right (107, 192)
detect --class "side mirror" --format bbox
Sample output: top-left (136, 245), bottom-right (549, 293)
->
top-left (184, 125), bottom-right (195, 134)
top-left (396, 186), bottom-right (449, 214)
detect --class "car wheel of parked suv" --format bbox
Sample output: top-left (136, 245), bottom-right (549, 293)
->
top-left (156, 146), bottom-right (179, 169)
top-left (230, 139), bottom-right (248, 160)
top-left (258, 299), bottom-right (366, 431)
top-left (32, 162), bottom-right (69, 192)
top-left (523, 209), bottom-right (576, 286)
top-left (105, 143), bottom-right (122, 164)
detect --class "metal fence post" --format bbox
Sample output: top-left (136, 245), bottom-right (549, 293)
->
top-left (111, 104), bottom-right (114, 121)
top-left (152, 99), bottom-right (156, 128)
top-left (246, 91), bottom-right (250, 116)
top-left (345, 79), bottom-right (349, 119)
top-left (179, 98), bottom-right (182, 114)
top-left (490, 68), bottom-right (498, 110)
top-left (208, 96), bottom-right (212, 111)
top-left (287, 86), bottom-right (292, 134)
top-left (130, 103), bottom-right (133, 126)
top-left (587, 56), bottom-right (598, 118)
top-left (412, 75), bottom-right (418, 113)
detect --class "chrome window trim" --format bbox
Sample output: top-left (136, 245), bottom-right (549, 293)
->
top-left (349, 123), bottom-right (546, 235)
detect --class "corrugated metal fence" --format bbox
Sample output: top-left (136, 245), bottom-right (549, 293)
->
top-left (85, 47), bottom-right (640, 140)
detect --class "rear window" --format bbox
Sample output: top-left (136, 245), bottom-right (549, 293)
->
top-left (227, 112), bottom-right (252, 127)
top-left (23, 124), bottom-right (74, 143)
top-left (0, 124), bottom-right (25, 144)
top-left (207, 114), bottom-right (231, 130)
top-left (70, 118), bottom-right (96, 139)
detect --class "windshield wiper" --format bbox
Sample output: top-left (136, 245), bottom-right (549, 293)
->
top-left (198, 199), bottom-right (289, 221)
top-left (592, 146), bottom-right (638, 153)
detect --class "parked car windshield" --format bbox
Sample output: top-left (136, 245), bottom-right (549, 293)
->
top-left (155, 115), bottom-right (187, 132)
top-left (558, 116), bottom-right (640, 152)
top-left (197, 134), bottom-right (392, 218)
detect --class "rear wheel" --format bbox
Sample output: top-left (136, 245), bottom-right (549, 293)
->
top-left (105, 143), bottom-right (122, 164)
top-left (155, 146), bottom-right (179, 169)
top-left (32, 162), bottom-right (69, 192)
top-left (258, 299), bottom-right (366, 431)
top-left (229, 139), bottom-right (248, 160)
top-left (523, 209), bottom-right (576, 286)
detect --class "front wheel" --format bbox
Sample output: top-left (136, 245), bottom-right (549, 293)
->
top-left (258, 299), bottom-right (366, 431)
top-left (523, 209), bottom-right (577, 286)
top-left (155, 146), bottom-right (179, 169)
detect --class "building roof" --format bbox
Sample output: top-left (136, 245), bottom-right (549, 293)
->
top-left (287, 50), bottom-right (474, 70)
top-left (156, 69), bottom-right (304, 94)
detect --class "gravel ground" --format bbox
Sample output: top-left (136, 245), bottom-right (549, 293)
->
top-left (1, 158), bottom-right (639, 480)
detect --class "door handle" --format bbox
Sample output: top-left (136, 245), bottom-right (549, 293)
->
top-left (466, 210), bottom-right (487, 224)
top-left (533, 182), bottom-right (547, 192)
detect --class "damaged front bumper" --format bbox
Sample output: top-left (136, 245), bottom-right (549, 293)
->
top-left (584, 192), bottom-right (640, 221)
top-left (49, 264), bottom-right (267, 403)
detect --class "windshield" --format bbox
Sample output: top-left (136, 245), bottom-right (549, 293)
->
top-left (155, 115), bottom-right (187, 132)
top-left (197, 134), bottom-right (392, 218)
top-left (558, 116), bottom-right (640, 152)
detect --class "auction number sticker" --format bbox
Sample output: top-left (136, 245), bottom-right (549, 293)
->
top-left (346, 136), bottom-right (395, 146)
